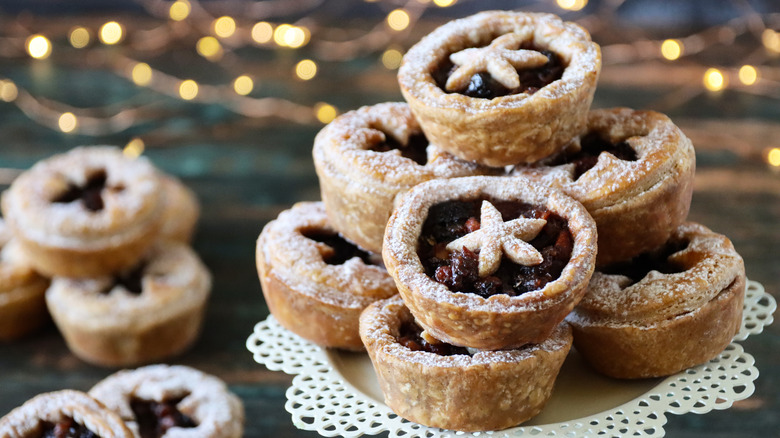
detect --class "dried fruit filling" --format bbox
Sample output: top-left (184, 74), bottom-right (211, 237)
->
top-left (368, 131), bottom-right (429, 166)
top-left (398, 318), bottom-right (470, 356)
top-left (418, 199), bottom-right (573, 297)
top-left (130, 397), bottom-right (197, 438)
top-left (41, 418), bottom-right (99, 438)
top-left (301, 229), bottom-right (373, 266)
top-left (546, 132), bottom-right (638, 180)
top-left (601, 239), bottom-right (689, 286)
top-left (52, 170), bottom-right (111, 212)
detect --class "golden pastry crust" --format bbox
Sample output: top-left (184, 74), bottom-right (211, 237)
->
top-left (359, 295), bottom-right (572, 432)
top-left (45, 241), bottom-right (211, 367)
top-left (567, 222), bottom-right (746, 379)
top-left (514, 108), bottom-right (695, 266)
top-left (0, 390), bottom-right (134, 438)
top-left (398, 11), bottom-right (601, 167)
top-left (90, 364), bottom-right (244, 438)
top-left (313, 102), bottom-right (497, 254)
top-left (256, 202), bottom-right (397, 350)
top-left (0, 219), bottom-right (50, 340)
top-left (1, 146), bottom-right (165, 278)
top-left (158, 174), bottom-right (200, 243)
top-left (382, 176), bottom-right (596, 350)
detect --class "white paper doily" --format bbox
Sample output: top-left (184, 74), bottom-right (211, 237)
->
top-left (247, 280), bottom-right (776, 437)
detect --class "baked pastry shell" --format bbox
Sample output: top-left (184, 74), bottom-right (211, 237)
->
top-left (514, 108), bottom-right (695, 267)
top-left (158, 174), bottom-right (200, 243)
top-left (313, 102), bottom-right (497, 254)
top-left (382, 176), bottom-right (597, 350)
top-left (359, 295), bottom-right (572, 432)
top-left (398, 11), bottom-right (601, 167)
top-left (567, 222), bottom-right (746, 378)
top-left (256, 202), bottom-right (397, 351)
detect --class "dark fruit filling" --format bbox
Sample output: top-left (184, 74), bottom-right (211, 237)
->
top-left (104, 262), bottom-right (147, 295)
top-left (52, 170), bottom-right (110, 212)
top-left (398, 319), bottom-right (470, 356)
top-left (369, 132), bottom-right (429, 166)
top-left (301, 229), bottom-right (373, 265)
top-left (548, 132), bottom-right (639, 180)
top-left (601, 239), bottom-right (689, 286)
top-left (41, 418), bottom-right (99, 438)
top-left (131, 397), bottom-right (197, 438)
top-left (418, 199), bottom-right (573, 297)
top-left (433, 46), bottom-right (565, 99)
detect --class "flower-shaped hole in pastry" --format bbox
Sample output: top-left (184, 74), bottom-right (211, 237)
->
top-left (300, 228), bottom-right (375, 266)
top-left (366, 128), bottom-right (429, 166)
top-left (129, 395), bottom-right (197, 437)
top-left (51, 168), bottom-right (125, 213)
top-left (545, 132), bottom-right (639, 181)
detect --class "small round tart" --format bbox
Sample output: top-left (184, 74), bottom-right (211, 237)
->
top-left (513, 108), bottom-right (695, 267)
top-left (0, 219), bottom-right (50, 341)
top-left (383, 176), bottom-right (596, 350)
top-left (158, 174), bottom-right (200, 243)
top-left (359, 295), bottom-right (572, 432)
top-left (256, 202), bottom-right (397, 350)
top-left (313, 102), bottom-right (497, 254)
top-left (1, 146), bottom-right (165, 278)
top-left (398, 11), bottom-right (601, 167)
top-left (45, 241), bottom-right (211, 367)
top-left (0, 390), bottom-right (133, 438)
top-left (567, 222), bottom-right (746, 379)
top-left (89, 364), bottom-right (244, 438)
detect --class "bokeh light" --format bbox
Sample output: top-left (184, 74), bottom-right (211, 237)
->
top-left (382, 48), bottom-right (403, 69)
top-left (703, 68), bottom-right (726, 91)
top-left (26, 35), bottom-right (52, 59)
top-left (99, 21), bottom-right (123, 45)
top-left (387, 9), bottom-right (410, 31)
top-left (0, 80), bottom-right (18, 102)
top-left (169, 0), bottom-right (191, 21)
top-left (213, 16), bottom-right (236, 38)
top-left (233, 75), bottom-right (254, 95)
top-left (131, 63), bottom-right (153, 86)
top-left (69, 27), bottom-right (91, 49)
top-left (123, 138), bottom-right (145, 158)
top-left (252, 22), bottom-right (274, 44)
top-left (197, 36), bottom-right (223, 60)
top-left (179, 79), bottom-right (199, 100)
top-left (295, 59), bottom-right (318, 80)
top-left (557, 0), bottom-right (587, 11)
top-left (661, 39), bottom-right (682, 60)
top-left (58, 112), bottom-right (78, 133)
top-left (315, 103), bottom-right (337, 124)
top-left (738, 65), bottom-right (758, 85)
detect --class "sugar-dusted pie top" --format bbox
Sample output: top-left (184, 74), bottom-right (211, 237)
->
top-left (570, 222), bottom-right (745, 326)
top-left (89, 364), bottom-right (244, 438)
top-left (45, 241), bottom-right (211, 330)
top-left (0, 390), bottom-right (133, 438)
top-left (257, 202), bottom-right (396, 308)
top-left (398, 11), bottom-right (601, 112)
top-left (1, 146), bottom-right (164, 247)
top-left (515, 108), bottom-right (696, 211)
top-left (313, 102), bottom-right (492, 189)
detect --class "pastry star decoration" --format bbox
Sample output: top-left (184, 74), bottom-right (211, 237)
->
top-left (445, 32), bottom-right (549, 92)
top-left (446, 200), bottom-right (547, 277)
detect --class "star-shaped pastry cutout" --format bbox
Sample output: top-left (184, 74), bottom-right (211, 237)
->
top-left (446, 200), bottom-right (547, 277)
top-left (445, 33), bottom-right (550, 92)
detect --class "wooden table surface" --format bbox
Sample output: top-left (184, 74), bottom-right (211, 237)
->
top-left (0, 8), bottom-right (778, 438)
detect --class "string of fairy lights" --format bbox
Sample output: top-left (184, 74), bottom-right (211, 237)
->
top-left (0, 0), bottom-right (779, 168)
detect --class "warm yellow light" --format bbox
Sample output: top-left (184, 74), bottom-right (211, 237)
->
top-left (213, 16), bottom-right (236, 38)
top-left (661, 39), bottom-right (682, 60)
top-left (703, 68), bottom-right (726, 92)
top-left (762, 29), bottom-right (780, 53)
top-left (295, 59), bottom-right (317, 80)
top-left (169, 0), bottom-right (191, 21)
top-left (131, 63), bottom-right (153, 86)
top-left (556, 0), bottom-right (587, 10)
top-left (26, 35), bottom-right (52, 59)
top-left (284, 26), bottom-right (309, 48)
top-left (739, 65), bottom-right (758, 85)
top-left (433, 0), bottom-right (456, 6)
top-left (0, 80), bottom-right (18, 102)
top-left (767, 148), bottom-right (780, 167)
top-left (196, 36), bottom-right (223, 60)
top-left (382, 48), bottom-right (403, 69)
top-left (315, 103), bottom-right (337, 124)
top-left (273, 24), bottom-right (292, 46)
top-left (179, 79), bottom-right (199, 100)
top-left (252, 22), bottom-right (274, 43)
top-left (233, 75), bottom-right (254, 95)
top-left (58, 112), bottom-right (77, 133)
top-left (99, 21), bottom-right (123, 45)
top-left (123, 138), bottom-right (145, 158)
top-left (69, 27), bottom-right (90, 49)
top-left (387, 9), bottom-right (410, 31)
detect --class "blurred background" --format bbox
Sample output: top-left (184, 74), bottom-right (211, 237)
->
top-left (0, 1), bottom-right (778, 437)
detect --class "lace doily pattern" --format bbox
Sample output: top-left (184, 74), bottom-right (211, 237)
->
top-left (246, 280), bottom-right (775, 437)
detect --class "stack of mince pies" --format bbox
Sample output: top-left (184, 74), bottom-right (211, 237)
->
top-left (1, 146), bottom-right (210, 367)
top-left (256, 10), bottom-right (747, 432)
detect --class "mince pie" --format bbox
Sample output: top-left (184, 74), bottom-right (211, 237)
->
top-left (513, 108), bottom-right (695, 267)
top-left (383, 176), bottom-right (596, 350)
top-left (0, 390), bottom-right (134, 438)
top-left (398, 11), bottom-right (601, 166)
top-left (158, 174), bottom-right (200, 243)
top-left (45, 241), bottom-right (211, 367)
top-left (313, 102), bottom-right (496, 254)
top-left (256, 201), bottom-right (397, 350)
top-left (359, 295), bottom-right (572, 431)
top-left (90, 365), bottom-right (244, 438)
top-left (567, 222), bottom-right (745, 378)
top-left (0, 219), bottom-right (50, 340)
top-left (1, 146), bottom-right (164, 278)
